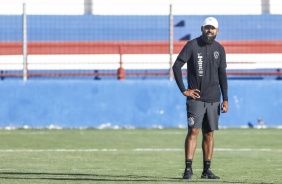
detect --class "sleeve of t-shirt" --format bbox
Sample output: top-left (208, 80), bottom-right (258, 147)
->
top-left (172, 42), bottom-right (192, 93)
top-left (218, 46), bottom-right (228, 101)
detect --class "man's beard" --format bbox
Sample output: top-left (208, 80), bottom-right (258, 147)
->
top-left (201, 32), bottom-right (216, 44)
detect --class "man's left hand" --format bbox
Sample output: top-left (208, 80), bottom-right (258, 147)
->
top-left (221, 101), bottom-right (229, 113)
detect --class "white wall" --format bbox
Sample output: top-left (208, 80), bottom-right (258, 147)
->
top-left (0, 0), bottom-right (84, 15)
top-left (93, 0), bottom-right (262, 15)
top-left (0, 0), bottom-right (281, 15)
top-left (270, 0), bottom-right (282, 14)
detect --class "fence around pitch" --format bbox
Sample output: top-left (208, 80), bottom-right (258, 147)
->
top-left (0, 41), bottom-right (282, 79)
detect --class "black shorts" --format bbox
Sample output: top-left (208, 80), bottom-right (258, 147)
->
top-left (186, 100), bottom-right (220, 131)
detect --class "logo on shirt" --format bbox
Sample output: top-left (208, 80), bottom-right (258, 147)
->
top-left (197, 53), bottom-right (203, 76)
top-left (214, 51), bottom-right (219, 59)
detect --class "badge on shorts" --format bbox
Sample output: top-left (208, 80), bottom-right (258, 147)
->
top-left (188, 117), bottom-right (195, 126)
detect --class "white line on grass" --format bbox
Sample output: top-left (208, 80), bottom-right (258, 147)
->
top-left (0, 148), bottom-right (281, 152)
top-left (0, 149), bottom-right (117, 152)
top-left (133, 148), bottom-right (282, 152)
top-left (134, 148), bottom-right (182, 151)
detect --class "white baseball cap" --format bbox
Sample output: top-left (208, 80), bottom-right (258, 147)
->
top-left (202, 17), bottom-right (218, 28)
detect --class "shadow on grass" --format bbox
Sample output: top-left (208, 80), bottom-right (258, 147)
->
top-left (0, 172), bottom-right (245, 183)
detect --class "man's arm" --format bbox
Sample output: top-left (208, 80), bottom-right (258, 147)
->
top-left (218, 46), bottom-right (228, 112)
top-left (172, 58), bottom-right (186, 93)
top-left (172, 42), bottom-right (192, 94)
top-left (218, 66), bottom-right (228, 101)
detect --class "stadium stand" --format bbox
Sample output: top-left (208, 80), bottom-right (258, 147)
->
top-left (0, 0), bottom-right (281, 79)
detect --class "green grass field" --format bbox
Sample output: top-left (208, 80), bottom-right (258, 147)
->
top-left (0, 128), bottom-right (281, 184)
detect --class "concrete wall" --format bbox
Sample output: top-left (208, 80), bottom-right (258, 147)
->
top-left (0, 80), bottom-right (281, 129)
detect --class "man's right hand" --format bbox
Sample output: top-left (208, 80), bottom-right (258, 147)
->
top-left (183, 89), bottom-right (201, 99)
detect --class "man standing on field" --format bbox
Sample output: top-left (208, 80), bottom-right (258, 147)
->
top-left (172, 17), bottom-right (229, 180)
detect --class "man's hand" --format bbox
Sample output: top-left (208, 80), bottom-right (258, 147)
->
top-left (183, 89), bottom-right (200, 99)
top-left (221, 101), bottom-right (229, 113)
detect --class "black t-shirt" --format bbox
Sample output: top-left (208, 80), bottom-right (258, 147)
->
top-left (172, 36), bottom-right (228, 102)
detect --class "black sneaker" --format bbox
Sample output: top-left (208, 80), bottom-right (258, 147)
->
top-left (183, 168), bottom-right (193, 179)
top-left (201, 169), bottom-right (220, 179)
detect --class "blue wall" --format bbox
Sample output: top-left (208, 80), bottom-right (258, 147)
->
top-left (1, 15), bottom-right (282, 41)
top-left (0, 80), bottom-right (281, 128)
